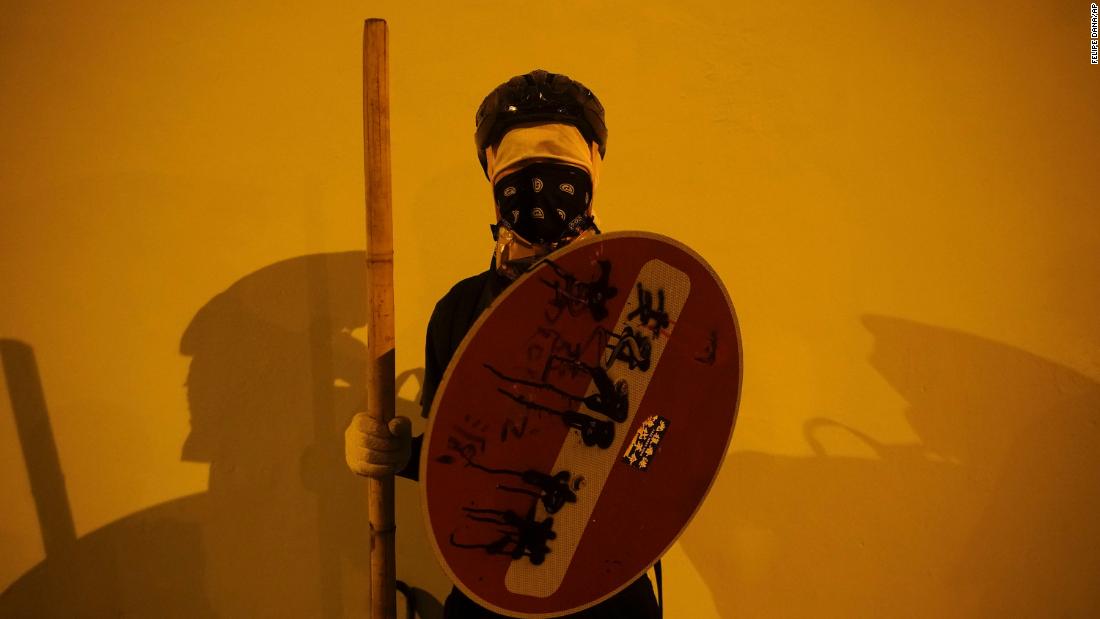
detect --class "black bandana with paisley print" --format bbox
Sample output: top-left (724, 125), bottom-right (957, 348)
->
top-left (493, 162), bottom-right (593, 245)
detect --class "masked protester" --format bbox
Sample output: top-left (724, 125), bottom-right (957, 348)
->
top-left (345, 70), bottom-right (660, 618)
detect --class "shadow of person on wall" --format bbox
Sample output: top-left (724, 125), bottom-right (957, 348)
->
top-left (2, 252), bottom-right (444, 617)
top-left (678, 315), bottom-right (1100, 617)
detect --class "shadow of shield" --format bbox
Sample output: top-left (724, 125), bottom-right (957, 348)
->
top-left (678, 316), bottom-right (1100, 617)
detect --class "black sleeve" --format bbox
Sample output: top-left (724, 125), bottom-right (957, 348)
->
top-left (420, 299), bottom-right (451, 420)
top-left (396, 295), bottom-right (451, 481)
top-left (396, 271), bottom-right (492, 482)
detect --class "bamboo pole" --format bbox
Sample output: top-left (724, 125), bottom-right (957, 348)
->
top-left (363, 18), bottom-right (397, 619)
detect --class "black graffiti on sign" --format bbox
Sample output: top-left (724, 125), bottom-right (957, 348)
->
top-left (449, 504), bottom-right (557, 565)
top-left (488, 361), bottom-right (629, 424)
top-left (449, 451), bottom-right (578, 515)
top-left (462, 413), bottom-right (491, 433)
top-left (445, 431), bottom-right (484, 462)
top-left (528, 326), bottom-right (616, 380)
top-left (559, 410), bottom-right (615, 449)
top-left (604, 325), bottom-right (652, 372)
top-left (541, 259), bottom-right (618, 323)
top-left (494, 388), bottom-right (615, 449)
top-left (695, 330), bottom-right (718, 365)
top-left (525, 326), bottom-right (583, 365)
top-left (541, 357), bottom-right (629, 422)
top-left (501, 469), bottom-right (577, 514)
top-left (626, 283), bottom-right (670, 338)
top-left (500, 413), bottom-right (529, 442)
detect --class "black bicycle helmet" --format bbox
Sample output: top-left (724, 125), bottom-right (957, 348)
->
top-left (475, 69), bottom-right (607, 177)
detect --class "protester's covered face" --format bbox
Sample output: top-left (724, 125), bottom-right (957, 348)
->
top-left (485, 122), bottom-right (602, 279)
top-left (493, 162), bottom-right (593, 245)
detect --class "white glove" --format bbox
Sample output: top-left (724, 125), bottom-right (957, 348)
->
top-left (344, 412), bottom-right (413, 478)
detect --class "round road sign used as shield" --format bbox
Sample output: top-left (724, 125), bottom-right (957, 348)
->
top-left (421, 231), bottom-right (742, 617)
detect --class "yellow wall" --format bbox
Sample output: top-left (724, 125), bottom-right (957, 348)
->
top-left (2, 0), bottom-right (1097, 616)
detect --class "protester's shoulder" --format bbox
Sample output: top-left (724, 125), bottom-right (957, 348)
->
top-left (429, 269), bottom-right (492, 319)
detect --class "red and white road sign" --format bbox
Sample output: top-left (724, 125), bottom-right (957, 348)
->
top-left (421, 231), bottom-right (742, 617)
